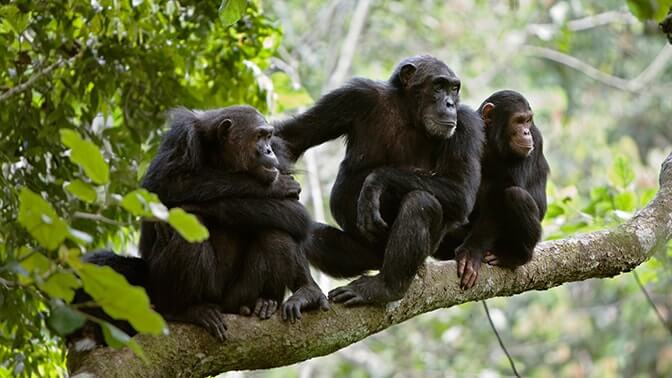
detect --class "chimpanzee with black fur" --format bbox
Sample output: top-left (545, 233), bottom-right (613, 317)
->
top-left (433, 90), bottom-right (549, 289)
top-left (274, 55), bottom-right (484, 305)
top-left (141, 106), bottom-right (328, 340)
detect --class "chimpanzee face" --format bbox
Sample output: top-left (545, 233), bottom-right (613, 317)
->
top-left (395, 58), bottom-right (461, 139)
top-left (482, 99), bottom-right (535, 158)
top-left (209, 106), bottom-right (280, 184)
top-left (505, 108), bottom-right (534, 157)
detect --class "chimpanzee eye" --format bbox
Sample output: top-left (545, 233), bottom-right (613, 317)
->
top-left (433, 83), bottom-right (442, 92)
top-left (451, 84), bottom-right (460, 92)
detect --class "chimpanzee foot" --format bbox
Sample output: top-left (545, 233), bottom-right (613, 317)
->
top-left (328, 275), bottom-right (404, 306)
top-left (282, 285), bottom-right (330, 323)
top-left (456, 246), bottom-right (483, 290)
top-left (172, 303), bottom-right (228, 341)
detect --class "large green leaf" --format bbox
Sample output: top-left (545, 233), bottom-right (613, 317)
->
top-left (17, 187), bottom-right (68, 250)
top-left (64, 179), bottom-right (97, 203)
top-left (627, 0), bottom-right (672, 21)
top-left (220, 0), bottom-right (247, 25)
top-left (60, 129), bottom-right (110, 185)
top-left (609, 155), bottom-right (635, 189)
top-left (69, 258), bottom-right (166, 335)
top-left (39, 272), bottom-right (81, 303)
top-left (120, 189), bottom-right (165, 218)
top-left (168, 208), bottom-right (209, 242)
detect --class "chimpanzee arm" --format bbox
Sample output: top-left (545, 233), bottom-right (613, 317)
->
top-left (181, 199), bottom-right (311, 241)
top-left (528, 154), bottom-right (549, 220)
top-left (357, 166), bottom-right (477, 236)
top-left (274, 78), bottom-right (378, 162)
top-left (142, 170), bottom-right (301, 207)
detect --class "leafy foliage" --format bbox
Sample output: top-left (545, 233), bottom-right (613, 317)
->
top-left (0, 0), bottom-right (282, 375)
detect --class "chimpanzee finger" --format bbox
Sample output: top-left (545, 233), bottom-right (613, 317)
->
top-left (319, 296), bottom-right (330, 311)
top-left (456, 257), bottom-right (465, 278)
top-left (461, 267), bottom-right (474, 290)
top-left (331, 290), bottom-right (356, 303)
top-left (343, 296), bottom-right (365, 306)
top-left (466, 270), bottom-right (478, 289)
top-left (267, 300), bottom-right (278, 318)
top-left (292, 306), bottom-right (302, 322)
top-left (328, 287), bottom-right (347, 300)
top-left (254, 299), bottom-right (264, 317)
top-left (239, 306), bottom-right (252, 316)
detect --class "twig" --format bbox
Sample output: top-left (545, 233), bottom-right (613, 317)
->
top-left (632, 270), bottom-right (672, 338)
top-left (72, 211), bottom-right (119, 225)
top-left (0, 49), bottom-right (84, 103)
top-left (482, 300), bottom-right (521, 377)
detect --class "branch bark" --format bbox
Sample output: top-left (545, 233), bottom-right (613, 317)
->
top-left (69, 151), bottom-right (672, 378)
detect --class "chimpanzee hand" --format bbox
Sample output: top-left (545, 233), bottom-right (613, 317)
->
top-left (456, 245), bottom-right (483, 290)
top-left (270, 174), bottom-right (301, 199)
top-left (282, 285), bottom-right (330, 323)
top-left (357, 174), bottom-right (388, 243)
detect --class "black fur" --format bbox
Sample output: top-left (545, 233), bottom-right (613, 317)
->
top-left (139, 106), bottom-right (328, 340)
top-left (275, 55), bottom-right (484, 305)
top-left (434, 90), bottom-right (550, 289)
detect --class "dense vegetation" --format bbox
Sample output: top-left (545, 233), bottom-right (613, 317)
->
top-left (1, 0), bottom-right (670, 376)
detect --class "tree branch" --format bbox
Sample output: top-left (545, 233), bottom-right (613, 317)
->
top-left (69, 151), bottom-right (672, 377)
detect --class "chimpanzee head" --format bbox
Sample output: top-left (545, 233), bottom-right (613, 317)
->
top-left (390, 55), bottom-right (461, 139)
top-left (170, 105), bottom-right (279, 184)
top-left (479, 90), bottom-right (535, 158)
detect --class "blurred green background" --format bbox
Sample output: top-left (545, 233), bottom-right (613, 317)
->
top-left (0, 0), bottom-right (671, 377)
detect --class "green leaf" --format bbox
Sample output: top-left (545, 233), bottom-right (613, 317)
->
top-left (17, 187), bottom-right (68, 250)
top-left (271, 72), bottom-right (313, 113)
top-left (168, 208), bottom-right (209, 242)
top-left (627, 0), bottom-right (656, 20)
top-left (65, 179), bottom-right (97, 203)
top-left (120, 189), bottom-right (165, 218)
top-left (614, 191), bottom-right (636, 211)
top-left (545, 203), bottom-right (565, 219)
top-left (39, 272), bottom-right (81, 303)
top-left (60, 129), bottom-right (110, 185)
top-left (69, 259), bottom-right (166, 335)
top-left (101, 322), bottom-right (147, 362)
top-left (47, 301), bottom-right (86, 335)
top-left (608, 155), bottom-right (635, 189)
top-left (220, 0), bottom-right (247, 26)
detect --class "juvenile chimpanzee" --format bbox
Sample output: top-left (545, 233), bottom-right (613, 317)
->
top-left (434, 90), bottom-right (549, 289)
top-left (274, 55), bottom-right (484, 305)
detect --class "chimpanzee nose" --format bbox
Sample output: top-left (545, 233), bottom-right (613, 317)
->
top-left (523, 129), bottom-right (531, 136)
top-left (446, 99), bottom-right (455, 108)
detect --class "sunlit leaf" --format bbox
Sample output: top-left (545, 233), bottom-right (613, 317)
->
top-left (17, 187), bottom-right (68, 250)
top-left (60, 129), bottom-right (110, 185)
top-left (120, 189), bottom-right (163, 217)
top-left (69, 259), bottom-right (166, 335)
top-left (39, 272), bottom-right (81, 303)
top-left (608, 155), bottom-right (635, 189)
top-left (220, 0), bottom-right (247, 26)
top-left (65, 180), bottom-right (97, 203)
top-left (168, 208), bottom-right (209, 242)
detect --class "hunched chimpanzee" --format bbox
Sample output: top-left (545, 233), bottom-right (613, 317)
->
top-left (433, 90), bottom-right (550, 289)
top-left (273, 55), bottom-right (484, 305)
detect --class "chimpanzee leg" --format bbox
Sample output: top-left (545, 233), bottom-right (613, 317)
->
top-left (329, 190), bottom-right (444, 306)
top-left (491, 186), bottom-right (541, 268)
top-left (304, 222), bottom-right (384, 278)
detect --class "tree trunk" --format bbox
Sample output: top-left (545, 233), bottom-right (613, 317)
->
top-left (69, 152), bottom-right (672, 378)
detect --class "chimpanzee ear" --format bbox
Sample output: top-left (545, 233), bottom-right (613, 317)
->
top-left (481, 103), bottom-right (495, 127)
top-left (399, 63), bottom-right (417, 88)
top-left (215, 118), bottom-right (232, 140)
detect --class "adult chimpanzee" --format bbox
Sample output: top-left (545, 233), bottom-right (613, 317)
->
top-left (433, 90), bottom-right (549, 289)
top-left (274, 55), bottom-right (484, 306)
top-left (138, 106), bottom-right (328, 340)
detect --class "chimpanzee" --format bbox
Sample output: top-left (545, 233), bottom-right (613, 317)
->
top-left (140, 106), bottom-right (328, 340)
top-left (273, 55), bottom-right (484, 305)
top-left (433, 90), bottom-right (549, 289)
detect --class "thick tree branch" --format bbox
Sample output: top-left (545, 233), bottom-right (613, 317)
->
top-left (69, 152), bottom-right (672, 378)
